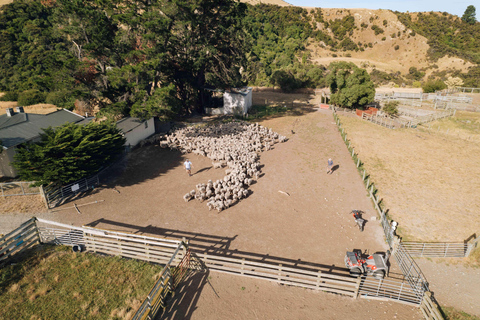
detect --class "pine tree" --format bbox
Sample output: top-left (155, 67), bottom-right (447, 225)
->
top-left (462, 5), bottom-right (476, 24)
top-left (13, 122), bottom-right (125, 186)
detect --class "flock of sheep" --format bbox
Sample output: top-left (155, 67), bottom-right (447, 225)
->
top-left (159, 120), bottom-right (287, 211)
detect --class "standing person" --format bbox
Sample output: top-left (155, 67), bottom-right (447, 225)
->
top-left (327, 158), bottom-right (333, 174)
top-left (184, 159), bottom-right (193, 176)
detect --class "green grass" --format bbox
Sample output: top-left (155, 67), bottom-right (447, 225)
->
top-left (243, 104), bottom-right (291, 120)
top-left (442, 306), bottom-right (480, 320)
top-left (0, 245), bottom-right (163, 320)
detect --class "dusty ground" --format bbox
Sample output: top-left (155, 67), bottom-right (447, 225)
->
top-left (0, 104), bottom-right (421, 318)
top-left (337, 112), bottom-right (480, 242)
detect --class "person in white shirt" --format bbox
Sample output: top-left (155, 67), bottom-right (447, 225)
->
top-left (184, 159), bottom-right (193, 176)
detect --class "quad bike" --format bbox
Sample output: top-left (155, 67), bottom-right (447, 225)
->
top-left (344, 249), bottom-right (390, 280)
top-left (350, 210), bottom-right (365, 231)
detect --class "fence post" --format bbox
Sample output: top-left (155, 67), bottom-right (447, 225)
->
top-left (278, 264), bottom-right (282, 282)
top-left (356, 158), bottom-right (360, 168)
top-left (362, 170), bottom-right (366, 181)
top-left (20, 182), bottom-right (26, 196)
top-left (465, 236), bottom-right (479, 257)
top-left (351, 148), bottom-right (354, 157)
top-left (39, 185), bottom-right (49, 209)
top-left (241, 258), bottom-right (245, 275)
top-left (354, 276), bottom-right (362, 299)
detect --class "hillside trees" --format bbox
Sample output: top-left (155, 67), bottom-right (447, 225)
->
top-left (327, 62), bottom-right (375, 108)
top-left (13, 122), bottom-right (125, 187)
top-left (462, 5), bottom-right (476, 24)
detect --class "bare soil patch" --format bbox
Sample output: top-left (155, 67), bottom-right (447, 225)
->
top-left (337, 112), bottom-right (480, 242)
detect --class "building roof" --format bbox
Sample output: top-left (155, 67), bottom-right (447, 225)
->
top-left (0, 109), bottom-right (85, 149)
top-left (116, 117), bottom-right (145, 134)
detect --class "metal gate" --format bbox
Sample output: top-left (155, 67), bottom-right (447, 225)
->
top-left (43, 175), bottom-right (100, 208)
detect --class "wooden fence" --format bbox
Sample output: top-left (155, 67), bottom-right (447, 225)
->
top-left (420, 291), bottom-right (444, 320)
top-left (197, 252), bottom-right (360, 297)
top-left (0, 218), bottom-right (40, 264)
top-left (362, 113), bottom-right (397, 129)
top-left (402, 242), bottom-right (472, 258)
top-left (0, 181), bottom-right (40, 197)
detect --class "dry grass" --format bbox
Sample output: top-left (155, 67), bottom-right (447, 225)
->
top-left (338, 112), bottom-right (480, 242)
top-left (0, 245), bottom-right (163, 320)
top-left (0, 195), bottom-right (47, 214)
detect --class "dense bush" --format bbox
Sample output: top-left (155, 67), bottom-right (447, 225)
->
top-left (17, 89), bottom-right (46, 106)
top-left (0, 91), bottom-right (18, 101)
top-left (383, 101), bottom-right (399, 116)
top-left (329, 15), bottom-right (356, 39)
top-left (371, 25), bottom-right (384, 35)
top-left (46, 90), bottom-right (76, 109)
top-left (338, 38), bottom-right (358, 51)
top-left (422, 80), bottom-right (446, 93)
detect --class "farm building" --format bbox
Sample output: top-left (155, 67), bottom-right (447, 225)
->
top-left (116, 117), bottom-right (155, 149)
top-left (205, 87), bottom-right (253, 115)
top-left (0, 107), bottom-right (154, 178)
top-left (0, 107), bottom-right (86, 178)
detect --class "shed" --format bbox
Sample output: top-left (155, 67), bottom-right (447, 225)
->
top-left (116, 117), bottom-right (155, 148)
top-left (206, 87), bottom-right (253, 115)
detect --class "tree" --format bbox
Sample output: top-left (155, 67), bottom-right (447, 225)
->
top-left (383, 101), bottom-right (399, 116)
top-left (13, 122), bottom-right (125, 187)
top-left (462, 5), bottom-right (476, 24)
top-left (326, 62), bottom-right (375, 108)
top-left (422, 80), bottom-right (446, 93)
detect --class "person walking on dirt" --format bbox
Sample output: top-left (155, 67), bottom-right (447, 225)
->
top-left (327, 158), bottom-right (333, 174)
top-left (184, 159), bottom-right (193, 176)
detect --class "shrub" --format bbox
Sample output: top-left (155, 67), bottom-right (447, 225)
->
top-left (410, 31), bottom-right (416, 36)
top-left (46, 91), bottom-right (76, 109)
top-left (394, 45), bottom-right (400, 50)
top-left (368, 43), bottom-right (373, 48)
top-left (383, 19), bottom-right (387, 26)
top-left (412, 81), bottom-right (422, 88)
top-left (422, 79), bottom-right (447, 93)
top-left (383, 101), bottom-right (399, 116)
top-left (371, 25), bottom-right (384, 35)
top-left (391, 33), bottom-right (396, 38)
top-left (338, 38), bottom-right (359, 51)
top-left (381, 37), bottom-right (386, 41)
top-left (332, 54), bottom-right (338, 57)
top-left (0, 91), bottom-right (19, 101)
top-left (17, 90), bottom-right (46, 106)
top-left (361, 22), bottom-right (368, 28)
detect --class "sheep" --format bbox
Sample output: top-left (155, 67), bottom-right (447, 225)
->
top-left (183, 192), bottom-right (193, 202)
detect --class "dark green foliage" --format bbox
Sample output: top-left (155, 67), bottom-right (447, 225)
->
top-left (360, 22), bottom-right (368, 29)
top-left (381, 37), bottom-right (386, 41)
top-left (383, 101), bottom-right (399, 116)
top-left (17, 90), bottom-right (46, 106)
top-left (13, 122), bottom-right (125, 186)
top-left (45, 91), bottom-right (76, 110)
top-left (395, 11), bottom-right (480, 64)
top-left (312, 8), bottom-right (324, 23)
top-left (461, 66), bottom-right (480, 87)
top-left (370, 69), bottom-right (395, 85)
top-left (371, 25), bottom-right (384, 35)
top-left (462, 5), bottom-right (476, 24)
top-left (394, 45), bottom-right (400, 50)
top-left (270, 70), bottom-right (302, 92)
top-left (0, 92), bottom-right (19, 101)
top-left (383, 20), bottom-right (388, 26)
top-left (422, 80), bottom-right (447, 93)
top-left (327, 62), bottom-right (375, 108)
top-left (408, 67), bottom-right (425, 80)
top-left (329, 15), bottom-right (356, 39)
top-left (338, 38), bottom-right (358, 51)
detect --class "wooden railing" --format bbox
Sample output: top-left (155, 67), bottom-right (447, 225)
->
top-left (0, 218), bottom-right (40, 264)
top-left (197, 252), bottom-right (360, 297)
top-left (420, 291), bottom-right (444, 320)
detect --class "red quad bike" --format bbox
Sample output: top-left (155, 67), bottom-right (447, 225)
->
top-left (350, 210), bottom-right (365, 231)
top-left (344, 249), bottom-right (390, 280)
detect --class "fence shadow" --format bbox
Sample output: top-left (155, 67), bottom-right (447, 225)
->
top-left (86, 218), bottom-right (349, 276)
top-left (160, 266), bottom-right (209, 320)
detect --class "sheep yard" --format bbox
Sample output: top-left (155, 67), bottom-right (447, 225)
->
top-left (8, 97), bottom-right (426, 318)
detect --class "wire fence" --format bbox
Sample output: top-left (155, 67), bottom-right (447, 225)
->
top-left (0, 181), bottom-right (40, 197)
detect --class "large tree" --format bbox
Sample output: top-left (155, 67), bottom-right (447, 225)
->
top-left (327, 62), bottom-right (375, 108)
top-left (462, 5), bottom-right (476, 24)
top-left (12, 122), bottom-right (125, 187)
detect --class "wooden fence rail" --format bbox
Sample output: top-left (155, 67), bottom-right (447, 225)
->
top-left (0, 218), bottom-right (40, 264)
top-left (420, 291), bottom-right (444, 320)
top-left (402, 242), bottom-right (471, 258)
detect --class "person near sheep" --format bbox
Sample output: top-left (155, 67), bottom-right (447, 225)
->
top-left (184, 159), bottom-right (193, 176)
top-left (327, 158), bottom-right (333, 174)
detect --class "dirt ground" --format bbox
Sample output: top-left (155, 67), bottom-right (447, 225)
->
top-left (336, 112), bottom-right (480, 242)
top-left (0, 102), bottom-right (422, 318)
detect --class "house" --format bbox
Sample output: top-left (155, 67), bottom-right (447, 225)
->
top-left (0, 106), bottom-right (155, 178)
top-left (116, 117), bottom-right (155, 148)
top-left (0, 107), bottom-right (86, 178)
top-left (205, 87), bottom-right (253, 115)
